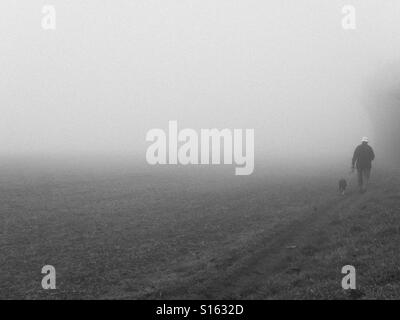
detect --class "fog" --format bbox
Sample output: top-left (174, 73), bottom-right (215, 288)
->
top-left (1, 1), bottom-right (399, 167)
top-left (365, 64), bottom-right (400, 166)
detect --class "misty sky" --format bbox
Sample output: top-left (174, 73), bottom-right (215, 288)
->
top-left (1, 0), bottom-right (399, 163)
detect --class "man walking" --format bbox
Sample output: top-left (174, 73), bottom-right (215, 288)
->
top-left (352, 137), bottom-right (375, 193)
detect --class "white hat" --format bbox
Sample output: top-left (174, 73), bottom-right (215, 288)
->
top-left (361, 136), bottom-right (369, 142)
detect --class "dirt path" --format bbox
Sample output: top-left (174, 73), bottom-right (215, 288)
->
top-left (152, 187), bottom-right (375, 299)
top-left (126, 172), bottom-right (400, 299)
top-left (200, 194), bottom-right (364, 298)
top-left (208, 193), bottom-right (367, 298)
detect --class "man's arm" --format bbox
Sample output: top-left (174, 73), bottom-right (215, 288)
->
top-left (370, 146), bottom-right (375, 161)
top-left (352, 146), bottom-right (359, 168)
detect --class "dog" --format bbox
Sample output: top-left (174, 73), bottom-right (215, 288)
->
top-left (338, 178), bottom-right (347, 195)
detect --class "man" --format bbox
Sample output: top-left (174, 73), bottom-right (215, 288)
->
top-left (352, 137), bottom-right (375, 193)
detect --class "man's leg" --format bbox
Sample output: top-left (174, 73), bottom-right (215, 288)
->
top-left (357, 168), bottom-right (363, 192)
top-left (363, 168), bottom-right (371, 191)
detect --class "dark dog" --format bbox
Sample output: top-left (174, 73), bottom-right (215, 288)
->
top-left (338, 178), bottom-right (347, 195)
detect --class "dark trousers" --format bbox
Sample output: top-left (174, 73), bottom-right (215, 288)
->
top-left (357, 167), bottom-right (371, 191)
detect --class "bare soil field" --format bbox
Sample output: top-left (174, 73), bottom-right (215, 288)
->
top-left (1, 164), bottom-right (399, 299)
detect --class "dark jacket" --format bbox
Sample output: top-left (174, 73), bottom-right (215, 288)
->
top-left (352, 142), bottom-right (375, 169)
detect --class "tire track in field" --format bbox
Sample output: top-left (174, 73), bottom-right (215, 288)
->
top-left (202, 191), bottom-right (370, 299)
top-left (151, 189), bottom-right (371, 299)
